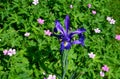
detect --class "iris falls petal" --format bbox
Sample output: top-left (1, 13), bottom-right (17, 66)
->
top-left (69, 28), bottom-right (86, 38)
top-left (72, 34), bottom-right (85, 46)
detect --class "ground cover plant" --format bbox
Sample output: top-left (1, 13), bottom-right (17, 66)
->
top-left (0, 0), bottom-right (120, 79)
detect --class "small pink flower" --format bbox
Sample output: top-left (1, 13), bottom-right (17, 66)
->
top-left (32, 0), bottom-right (39, 5)
top-left (70, 5), bottom-right (73, 9)
top-left (47, 74), bottom-right (56, 79)
top-left (88, 4), bottom-right (91, 8)
top-left (94, 28), bottom-right (101, 33)
top-left (106, 16), bottom-right (111, 22)
top-left (106, 16), bottom-right (116, 24)
top-left (102, 65), bottom-right (109, 72)
top-left (3, 49), bottom-right (8, 55)
top-left (88, 52), bottom-right (95, 59)
top-left (24, 32), bottom-right (30, 37)
top-left (3, 48), bottom-right (16, 56)
top-left (37, 18), bottom-right (44, 24)
top-left (44, 30), bottom-right (52, 36)
top-left (92, 10), bottom-right (96, 15)
top-left (12, 49), bottom-right (16, 55)
top-left (7, 52), bottom-right (13, 56)
top-left (115, 35), bottom-right (120, 40)
top-left (8, 49), bottom-right (16, 56)
top-left (100, 71), bottom-right (105, 77)
top-left (110, 19), bottom-right (116, 24)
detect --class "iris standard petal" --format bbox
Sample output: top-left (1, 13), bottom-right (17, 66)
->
top-left (69, 28), bottom-right (86, 38)
top-left (64, 15), bottom-right (70, 33)
top-left (55, 20), bottom-right (65, 35)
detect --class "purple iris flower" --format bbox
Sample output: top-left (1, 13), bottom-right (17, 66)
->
top-left (53, 15), bottom-right (86, 52)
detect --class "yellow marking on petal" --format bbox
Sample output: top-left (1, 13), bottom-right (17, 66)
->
top-left (64, 42), bottom-right (68, 47)
top-left (60, 39), bottom-right (62, 42)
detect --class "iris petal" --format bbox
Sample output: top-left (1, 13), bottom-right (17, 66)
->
top-left (79, 34), bottom-right (85, 46)
top-left (64, 15), bottom-right (70, 33)
top-left (64, 42), bottom-right (71, 49)
top-left (60, 41), bottom-right (71, 52)
top-left (72, 34), bottom-right (85, 46)
top-left (55, 20), bottom-right (65, 35)
top-left (72, 40), bottom-right (81, 44)
top-left (69, 28), bottom-right (86, 38)
top-left (60, 42), bottom-right (65, 52)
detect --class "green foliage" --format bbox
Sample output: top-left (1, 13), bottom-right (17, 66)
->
top-left (0, 0), bottom-right (120, 79)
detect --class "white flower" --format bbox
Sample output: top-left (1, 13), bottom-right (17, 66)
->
top-left (88, 52), bottom-right (95, 59)
top-left (94, 28), bottom-right (101, 33)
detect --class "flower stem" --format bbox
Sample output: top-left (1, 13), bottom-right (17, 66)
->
top-left (61, 50), bottom-right (68, 79)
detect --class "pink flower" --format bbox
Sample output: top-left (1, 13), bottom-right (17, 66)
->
top-left (7, 49), bottom-right (13, 56)
top-left (115, 35), bottom-right (120, 40)
top-left (12, 49), bottom-right (16, 55)
top-left (37, 18), bottom-right (44, 24)
top-left (24, 32), bottom-right (30, 37)
top-left (100, 71), bottom-right (105, 77)
top-left (32, 0), bottom-right (39, 5)
top-left (102, 65), bottom-right (109, 72)
top-left (70, 5), bottom-right (73, 9)
top-left (88, 4), bottom-right (91, 8)
top-left (106, 16), bottom-right (116, 24)
top-left (88, 52), bottom-right (95, 59)
top-left (3, 49), bottom-right (8, 55)
top-left (92, 10), bottom-right (96, 15)
top-left (3, 48), bottom-right (16, 56)
top-left (44, 30), bottom-right (52, 36)
top-left (110, 19), bottom-right (116, 24)
top-left (47, 74), bottom-right (56, 79)
top-left (106, 16), bottom-right (111, 22)
top-left (94, 28), bottom-right (101, 33)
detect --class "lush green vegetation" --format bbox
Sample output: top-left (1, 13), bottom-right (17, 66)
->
top-left (0, 0), bottom-right (120, 79)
